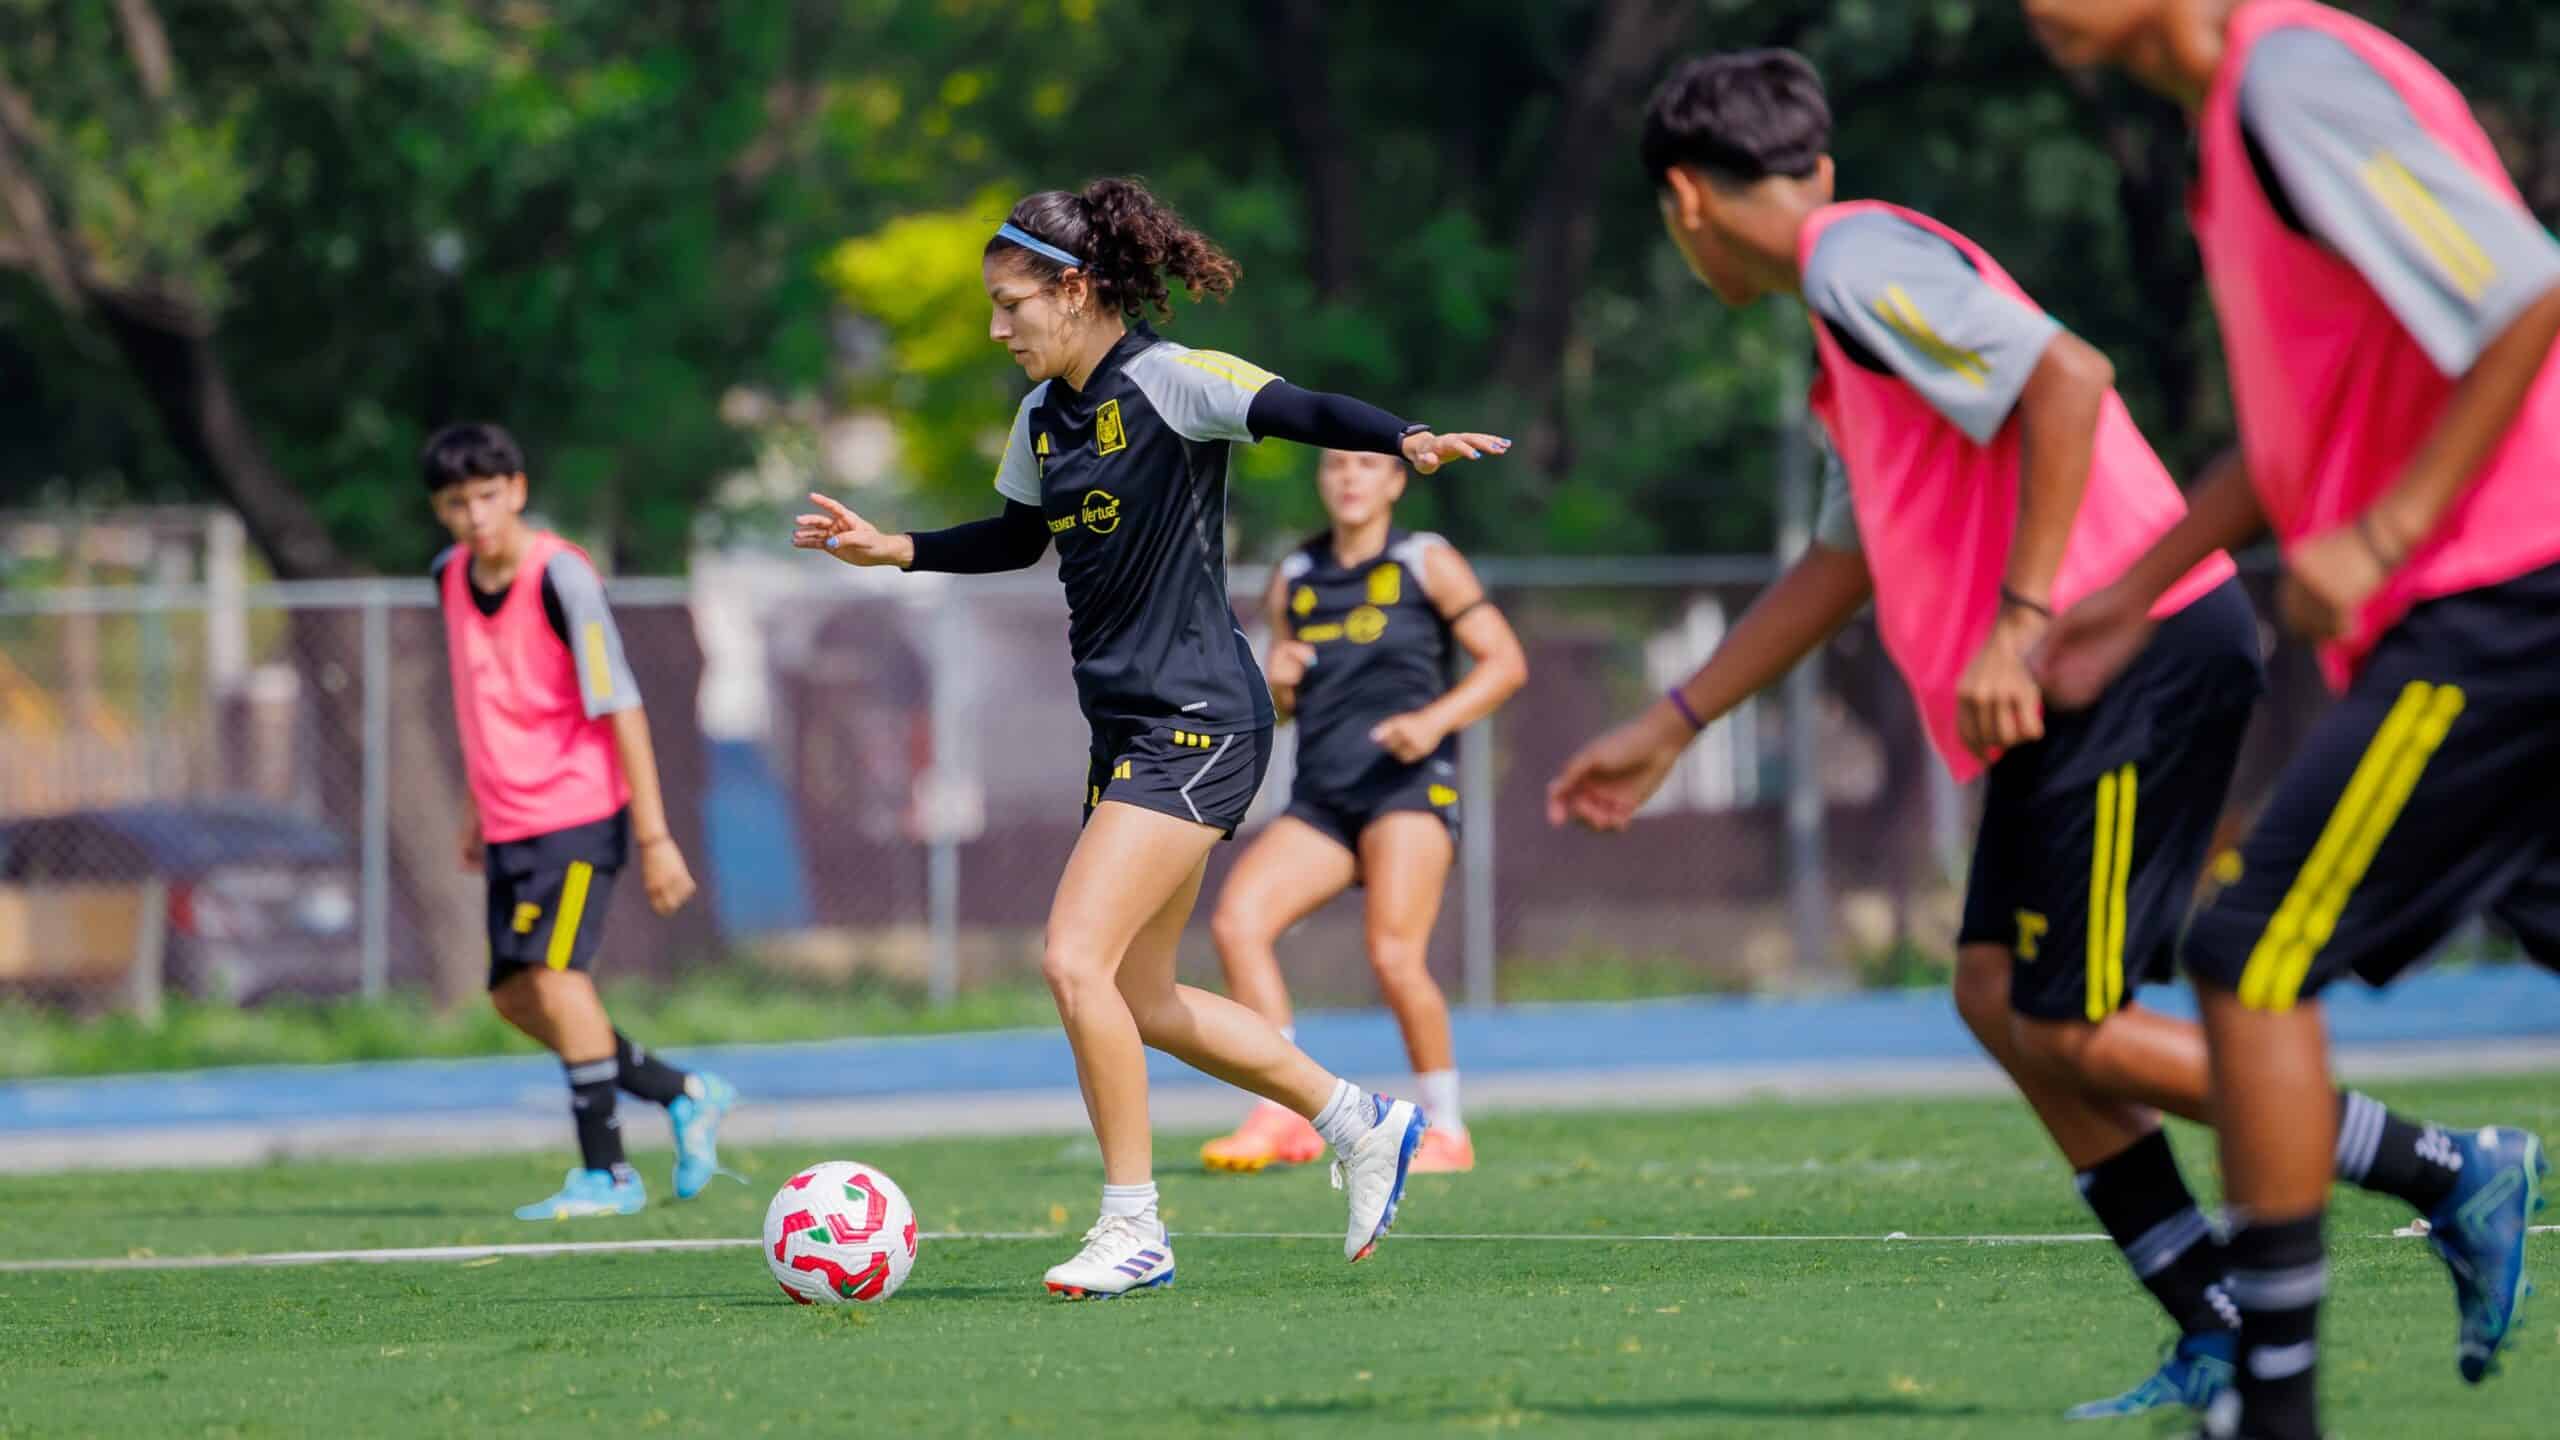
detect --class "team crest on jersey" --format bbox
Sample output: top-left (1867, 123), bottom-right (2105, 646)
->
top-left (1080, 489), bottom-right (1123, 534)
top-left (1291, 585), bottom-right (1317, 617)
top-left (1345, 605), bottom-right (1388, 645)
top-left (1368, 563), bottom-right (1402, 606)
top-left (1094, 399), bottom-right (1128, 456)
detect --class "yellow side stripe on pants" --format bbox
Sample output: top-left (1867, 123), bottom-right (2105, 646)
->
top-left (2086, 765), bottom-right (2136, 1022)
top-left (2238, 682), bottom-right (2464, 1011)
top-left (546, 861), bottom-right (595, 971)
top-left (2107, 764), bottom-right (2136, 1012)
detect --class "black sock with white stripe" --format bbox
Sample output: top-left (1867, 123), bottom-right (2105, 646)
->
top-left (563, 1055), bottom-right (635, 1183)
top-left (2227, 1211), bottom-right (2325, 1440)
top-left (614, 1029), bottom-right (692, 1107)
top-left (2334, 1089), bottom-right (2461, 1215)
top-left (2077, 1129), bottom-right (2239, 1337)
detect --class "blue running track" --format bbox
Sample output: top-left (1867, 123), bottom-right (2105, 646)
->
top-left (3, 966), bottom-right (2552, 1140)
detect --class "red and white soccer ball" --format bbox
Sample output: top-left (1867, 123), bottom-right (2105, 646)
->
top-left (764, 1160), bottom-right (919, 1305)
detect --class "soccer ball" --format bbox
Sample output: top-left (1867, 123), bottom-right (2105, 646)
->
top-left (764, 1160), bottom-right (919, 1305)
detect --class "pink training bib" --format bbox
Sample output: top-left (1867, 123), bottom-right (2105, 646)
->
top-left (2192, 0), bottom-right (2560, 689)
top-left (1801, 201), bottom-right (2233, 780)
top-left (440, 530), bottom-right (630, 843)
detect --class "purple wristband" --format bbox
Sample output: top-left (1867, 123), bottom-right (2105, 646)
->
top-left (1665, 687), bottom-right (1705, 733)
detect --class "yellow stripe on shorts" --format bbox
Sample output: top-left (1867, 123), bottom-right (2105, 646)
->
top-left (2086, 768), bottom-right (2125, 1021)
top-left (2238, 682), bottom-right (2463, 1011)
top-left (546, 860), bottom-right (595, 971)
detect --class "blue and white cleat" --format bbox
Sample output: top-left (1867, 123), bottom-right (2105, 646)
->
top-left (1043, 1214), bottom-right (1174, 1299)
top-left (1332, 1094), bottom-right (1426, 1262)
top-left (2425, 1125), bottom-right (2547, 1383)
top-left (513, 1167), bottom-right (646, 1221)
top-left (2063, 1330), bottom-right (2234, 1421)
top-left (668, 1072), bottom-right (739, 1200)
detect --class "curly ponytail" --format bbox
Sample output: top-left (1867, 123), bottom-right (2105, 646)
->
top-left (986, 177), bottom-right (1240, 322)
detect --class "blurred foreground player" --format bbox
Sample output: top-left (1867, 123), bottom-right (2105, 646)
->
top-left (2026, 1), bottom-right (2559, 1433)
top-left (426, 422), bottom-right (736, 1220)
top-left (1550, 49), bottom-right (2527, 1423)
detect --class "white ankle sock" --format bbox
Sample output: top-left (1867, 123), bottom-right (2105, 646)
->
top-left (1099, 1181), bottom-right (1158, 1222)
top-left (1311, 1079), bottom-right (1373, 1152)
top-left (1417, 1069), bottom-right (1463, 1135)
top-left (1279, 1025), bottom-right (1296, 1044)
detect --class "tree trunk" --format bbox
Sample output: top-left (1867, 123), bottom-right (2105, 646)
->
top-left (1492, 0), bottom-right (1697, 478)
top-left (1254, 0), bottom-right (1362, 300)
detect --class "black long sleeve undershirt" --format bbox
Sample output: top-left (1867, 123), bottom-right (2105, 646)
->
top-left (905, 501), bottom-right (1051, 574)
top-left (1245, 381), bottom-right (1413, 455)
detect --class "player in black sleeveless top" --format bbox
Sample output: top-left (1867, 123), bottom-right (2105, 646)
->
top-left (1201, 448), bottom-right (1526, 1178)
top-left (792, 179), bottom-right (1509, 1296)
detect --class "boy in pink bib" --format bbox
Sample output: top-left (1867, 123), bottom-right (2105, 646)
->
top-left (1549, 47), bottom-right (2502, 1424)
top-left (2027, 3), bottom-right (2560, 1435)
top-left (427, 423), bottom-right (735, 1221)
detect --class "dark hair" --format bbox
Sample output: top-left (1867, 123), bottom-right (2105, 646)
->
top-left (420, 422), bottom-right (526, 493)
top-left (1640, 50), bottom-right (1830, 189)
top-left (986, 178), bottom-right (1241, 321)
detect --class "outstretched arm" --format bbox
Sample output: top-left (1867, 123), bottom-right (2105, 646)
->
top-left (1546, 543), bottom-right (1872, 832)
top-left (1244, 382), bottom-right (1509, 474)
top-left (792, 494), bottom-right (1050, 572)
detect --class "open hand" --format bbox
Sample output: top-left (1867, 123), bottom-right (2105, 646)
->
top-left (1545, 707), bottom-right (1690, 833)
top-left (792, 493), bottom-right (909, 568)
top-left (1400, 430), bottom-right (1512, 476)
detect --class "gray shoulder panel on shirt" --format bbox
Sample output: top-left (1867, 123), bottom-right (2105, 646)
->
top-left (2238, 25), bottom-right (2560, 375)
top-left (992, 383), bottom-right (1050, 507)
top-left (1802, 212), bottom-right (2063, 446)
top-left (543, 549), bottom-right (641, 717)
top-left (1125, 343), bottom-right (1279, 445)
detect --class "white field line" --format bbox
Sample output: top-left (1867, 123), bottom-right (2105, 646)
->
top-left (6, 1225), bottom-right (2552, 1275)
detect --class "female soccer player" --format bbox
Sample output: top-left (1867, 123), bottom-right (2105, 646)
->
top-left (1547, 49), bottom-right (2522, 1424)
top-left (2025, 4), bottom-right (2560, 1435)
top-left (793, 178), bottom-right (1508, 1297)
top-left (1199, 449), bottom-right (1526, 1177)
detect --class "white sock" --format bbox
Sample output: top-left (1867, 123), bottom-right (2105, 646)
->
top-left (1279, 1025), bottom-right (1295, 1044)
top-left (1310, 1078), bottom-right (1373, 1152)
top-left (1099, 1181), bottom-right (1158, 1223)
top-left (1416, 1069), bottom-right (1463, 1135)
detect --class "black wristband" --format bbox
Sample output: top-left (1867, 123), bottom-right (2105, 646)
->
top-left (1998, 585), bottom-right (2053, 619)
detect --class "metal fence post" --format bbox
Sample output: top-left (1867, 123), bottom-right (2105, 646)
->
top-left (925, 594), bottom-right (963, 1009)
top-left (1461, 712), bottom-right (1497, 1012)
top-left (1777, 332), bottom-right (1833, 980)
top-left (359, 587), bottom-right (391, 999)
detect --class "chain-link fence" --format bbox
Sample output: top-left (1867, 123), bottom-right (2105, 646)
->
top-left (0, 556), bottom-right (2345, 1016)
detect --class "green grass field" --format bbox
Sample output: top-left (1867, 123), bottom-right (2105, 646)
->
top-left (3, 1074), bottom-right (2553, 1438)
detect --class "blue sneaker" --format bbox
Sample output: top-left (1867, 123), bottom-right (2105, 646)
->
top-left (2064, 1330), bottom-right (2234, 1421)
top-left (2426, 1125), bottom-right (2548, 1383)
top-left (669, 1073), bottom-right (739, 1200)
top-left (514, 1167), bottom-right (646, 1220)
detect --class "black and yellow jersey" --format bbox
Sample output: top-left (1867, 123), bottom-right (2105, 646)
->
top-left (1276, 528), bottom-right (1455, 798)
top-left (992, 325), bottom-right (1278, 734)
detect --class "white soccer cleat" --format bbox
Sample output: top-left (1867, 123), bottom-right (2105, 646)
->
top-left (1042, 1213), bottom-right (1175, 1300)
top-left (1331, 1095), bottom-right (1427, 1262)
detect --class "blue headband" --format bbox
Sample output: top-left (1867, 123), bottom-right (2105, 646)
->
top-left (995, 222), bottom-right (1084, 270)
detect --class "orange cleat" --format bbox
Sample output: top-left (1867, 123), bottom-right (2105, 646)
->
top-left (1200, 1100), bottom-right (1327, 1173)
top-left (1409, 1127), bottom-right (1475, 1175)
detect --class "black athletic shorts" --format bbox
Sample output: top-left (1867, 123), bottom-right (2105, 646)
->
top-left (485, 808), bottom-right (627, 989)
top-left (1285, 756), bottom-right (1461, 857)
top-left (2183, 560), bottom-right (2560, 1009)
top-left (1084, 720), bottom-right (1275, 839)
top-left (1958, 579), bottom-right (2263, 1022)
